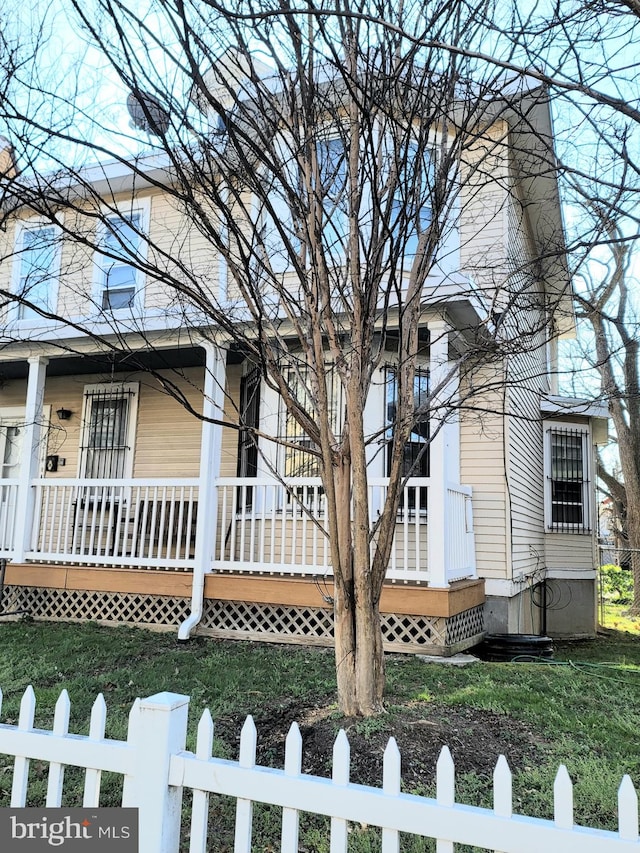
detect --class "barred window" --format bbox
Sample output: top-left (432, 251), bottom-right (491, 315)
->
top-left (545, 425), bottom-right (591, 532)
top-left (80, 384), bottom-right (138, 479)
top-left (385, 366), bottom-right (430, 513)
top-left (280, 365), bottom-right (342, 478)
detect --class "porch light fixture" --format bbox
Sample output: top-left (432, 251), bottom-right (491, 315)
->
top-left (56, 407), bottom-right (73, 421)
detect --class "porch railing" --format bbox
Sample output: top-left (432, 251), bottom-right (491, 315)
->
top-left (446, 484), bottom-right (476, 581)
top-left (4, 475), bottom-right (475, 582)
top-left (213, 476), bottom-right (472, 584)
top-left (27, 478), bottom-right (200, 570)
top-left (0, 479), bottom-right (19, 555)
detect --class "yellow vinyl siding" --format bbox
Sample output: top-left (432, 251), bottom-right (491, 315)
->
top-left (545, 533), bottom-right (593, 570)
top-left (459, 120), bottom-right (510, 296)
top-left (145, 193), bottom-right (221, 311)
top-left (504, 175), bottom-right (548, 578)
top-left (459, 392), bottom-right (509, 579)
top-left (132, 368), bottom-right (204, 478)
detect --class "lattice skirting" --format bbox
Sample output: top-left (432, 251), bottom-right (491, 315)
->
top-left (0, 585), bottom-right (190, 629)
top-left (199, 599), bottom-right (485, 654)
top-left (0, 586), bottom-right (484, 653)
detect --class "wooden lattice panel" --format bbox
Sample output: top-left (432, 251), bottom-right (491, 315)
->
top-left (381, 612), bottom-right (447, 646)
top-left (445, 605), bottom-right (484, 644)
top-left (200, 599), bottom-right (335, 639)
top-left (1, 585), bottom-right (190, 627)
top-left (199, 598), bottom-right (482, 652)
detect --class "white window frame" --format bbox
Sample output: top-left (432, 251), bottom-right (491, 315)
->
top-left (92, 200), bottom-right (150, 314)
top-left (543, 421), bottom-right (592, 533)
top-left (78, 383), bottom-right (139, 479)
top-left (11, 217), bottom-right (62, 323)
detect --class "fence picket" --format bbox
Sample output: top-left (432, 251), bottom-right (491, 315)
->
top-left (189, 709), bottom-right (214, 853)
top-left (122, 697), bottom-right (141, 806)
top-left (281, 723), bottom-right (303, 853)
top-left (46, 689), bottom-right (71, 806)
top-left (234, 716), bottom-right (257, 853)
top-left (492, 754), bottom-right (512, 853)
top-left (381, 737), bottom-right (401, 853)
top-left (330, 730), bottom-right (350, 853)
top-left (554, 764), bottom-right (574, 830)
top-left (11, 685), bottom-right (36, 807)
top-left (436, 745), bottom-right (455, 853)
top-left (618, 774), bottom-right (639, 841)
top-left (493, 754), bottom-right (512, 818)
top-left (83, 693), bottom-right (107, 807)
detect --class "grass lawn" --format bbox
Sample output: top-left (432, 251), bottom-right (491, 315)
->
top-left (0, 616), bottom-right (638, 851)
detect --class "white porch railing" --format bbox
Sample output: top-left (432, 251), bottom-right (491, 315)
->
top-left (446, 483), bottom-right (476, 581)
top-left (2, 475), bottom-right (476, 580)
top-left (27, 478), bottom-right (199, 569)
top-left (214, 476), bottom-right (474, 583)
top-left (214, 478), bottom-right (332, 575)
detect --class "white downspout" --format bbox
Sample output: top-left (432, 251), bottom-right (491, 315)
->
top-left (178, 342), bottom-right (226, 640)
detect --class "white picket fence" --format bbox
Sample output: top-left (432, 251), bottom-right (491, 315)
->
top-left (0, 686), bottom-right (638, 853)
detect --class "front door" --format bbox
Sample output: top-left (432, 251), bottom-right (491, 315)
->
top-left (237, 367), bottom-right (261, 509)
top-left (0, 420), bottom-right (23, 549)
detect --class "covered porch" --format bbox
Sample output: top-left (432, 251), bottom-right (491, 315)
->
top-left (0, 322), bottom-right (484, 652)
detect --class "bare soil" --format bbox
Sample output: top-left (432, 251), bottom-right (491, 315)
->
top-left (215, 698), bottom-right (549, 789)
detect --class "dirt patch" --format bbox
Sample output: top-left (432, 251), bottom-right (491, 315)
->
top-left (215, 699), bottom-right (549, 790)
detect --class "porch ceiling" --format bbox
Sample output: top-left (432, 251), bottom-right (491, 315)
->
top-left (0, 345), bottom-right (210, 380)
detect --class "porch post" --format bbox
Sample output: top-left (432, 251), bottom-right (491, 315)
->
top-left (13, 356), bottom-right (48, 562)
top-left (178, 342), bottom-right (226, 640)
top-left (427, 319), bottom-right (457, 588)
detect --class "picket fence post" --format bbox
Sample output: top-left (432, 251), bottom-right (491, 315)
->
top-left (124, 692), bottom-right (190, 853)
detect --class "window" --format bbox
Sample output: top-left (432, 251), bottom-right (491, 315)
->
top-left (318, 138), bottom-right (348, 252)
top-left (254, 177), bottom-right (299, 276)
top-left (386, 366), bottom-right (430, 510)
top-left (389, 142), bottom-right (434, 258)
top-left (97, 211), bottom-right (145, 310)
top-left (14, 222), bottom-right (60, 319)
top-left (545, 424), bottom-right (591, 532)
top-left (79, 384), bottom-right (139, 479)
top-left (281, 365), bottom-right (342, 478)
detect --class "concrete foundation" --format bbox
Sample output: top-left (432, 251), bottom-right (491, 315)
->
top-left (484, 577), bottom-right (596, 639)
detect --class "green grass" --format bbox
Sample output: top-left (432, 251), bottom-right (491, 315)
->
top-left (0, 619), bottom-right (638, 851)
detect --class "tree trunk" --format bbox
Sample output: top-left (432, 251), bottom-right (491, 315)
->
top-left (330, 449), bottom-right (386, 717)
top-left (624, 502), bottom-right (640, 614)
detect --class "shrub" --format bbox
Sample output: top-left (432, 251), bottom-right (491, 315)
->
top-left (600, 564), bottom-right (634, 604)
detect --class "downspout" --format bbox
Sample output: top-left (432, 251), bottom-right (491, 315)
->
top-left (178, 341), bottom-right (226, 641)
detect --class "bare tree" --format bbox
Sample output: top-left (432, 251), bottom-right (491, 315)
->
top-left (0, 0), bottom-right (570, 714)
top-left (570, 213), bottom-right (640, 611)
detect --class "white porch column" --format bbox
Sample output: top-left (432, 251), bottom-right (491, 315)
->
top-left (13, 356), bottom-right (48, 562)
top-left (427, 320), bottom-right (459, 588)
top-left (178, 342), bottom-right (226, 640)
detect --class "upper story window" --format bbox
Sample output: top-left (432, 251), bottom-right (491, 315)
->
top-left (389, 142), bottom-right (434, 258)
top-left (544, 423), bottom-right (591, 533)
top-left (14, 221), bottom-right (60, 320)
top-left (96, 210), bottom-right (146, 311)
top-left (318, 138), bottom-right (348, 251)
